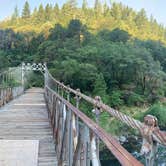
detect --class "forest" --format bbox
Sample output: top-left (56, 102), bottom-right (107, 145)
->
top-left (0, 0), bottom-right (166, 131)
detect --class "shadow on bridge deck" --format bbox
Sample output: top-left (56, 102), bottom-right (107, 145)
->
top-left (0, 87), bottom-right (57, 166)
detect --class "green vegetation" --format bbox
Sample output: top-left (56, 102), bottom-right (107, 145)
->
top-left (0, 1), bottom-right (166, 131)
top-left (1, 1), bottom-right (166, 43)
top-left (137, 103), bottom-right (166, 129)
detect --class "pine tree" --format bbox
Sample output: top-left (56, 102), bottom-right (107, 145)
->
top-left (12, 6), bottom-right (19, 20)
top-left (82, 0), bottom-right (88, 10)
top-left (37, 4), bottom-right (45, 22)
top-left (67, 0), bottom-right (77, 9)
top-left (54, 3), bottom-right (59, 14)
top-left (135, 8), bottom-right (148, 26)
top-left (53, 3), bottom-right (59, 19)
top-left (22, 1), bottom-right (30, 18)
top-left (110, 3), bottom-right (122, 20)
top-left (62, 0), bottom-right (77, 20)
top-left (103, 1), bottom-right (109, 16)
top-left (45, 4), bottom-right (52, 20)
top-left (32, 7), bottom-right (37, 17)
top-left (94, 0), bottom-right (102, 14)
top-left (93, 74), bottom-right (107, 101)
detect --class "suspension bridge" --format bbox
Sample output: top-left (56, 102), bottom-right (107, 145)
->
top-left (0, 63), bottom-right (165, 166)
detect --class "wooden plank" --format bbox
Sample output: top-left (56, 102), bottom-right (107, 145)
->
top-left (0, 88), bottom-right (57, 166)
top-left (0, 140), bottom-right (39, 166)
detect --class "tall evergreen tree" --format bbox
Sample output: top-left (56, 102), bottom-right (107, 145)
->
top-left (53, 3), bottom-right (60, 19)
top-left (103, 1), bottom-right (109, 16)
top-left (93, 74), bottom-right (107, 102)
top-left (67, 0), bottom-right (77, 8)
top-left (62, 0), bottom-right (77, 20)
top-left (110, 2), bottom-right (122, 20)
top-left (82, 0), bottom-right (88, 10)
top-left (135, 9), bottom-right (148, 26)
top-left (45, 4), bottom-right (52, 20)
top-left (54, 3), bottom-right (59, 14)
top-left (22, 1), bottom-right (30, 18)
top-left (37, 4), bottom-right (45, 22)
top-left (94, 0), bottom-right (102, 14)
top-left (12, 6), bottom-right (19, 20)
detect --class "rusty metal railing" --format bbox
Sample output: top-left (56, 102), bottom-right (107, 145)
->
top-left (45, 86), bottom-right (143, 166)
top-left (0, 87), bottom-right (24, 107)
top-left (44, 66), bottom-right (166, 166)
top-left (0, 66), bottom-right (24, 107)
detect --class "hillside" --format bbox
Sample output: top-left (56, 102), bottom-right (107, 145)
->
top-left (0, 0), bottom-right (166, 130)
top-left (0, 1), bottom-right (166, 43)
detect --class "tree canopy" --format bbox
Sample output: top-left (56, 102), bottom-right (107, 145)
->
top-left (0, 2), bottom-right (166, 111)
top-left (0, 1), bottom-right (166, 43)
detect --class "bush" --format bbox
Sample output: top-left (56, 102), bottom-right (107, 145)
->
top-left (26, 72), bottom-right (44, 88)
top-left (140, 103), bottom-right (166, 129)
top-left (110, 91), bottom-right (123, 108)
top-left (123, 91), bottom-right (144, 106)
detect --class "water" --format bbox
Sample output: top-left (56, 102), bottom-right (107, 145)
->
top-left (100, 136), bottom-right (166, 166)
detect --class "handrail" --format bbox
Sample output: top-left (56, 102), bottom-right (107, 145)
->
top-left (45, 67), bottom-right (166, 146)
top-left (0, 66), bottom-right (24, 107)
top-left (0, 86), bottom-right (24, 107)
top-left (1, 63), bottom-right (164, 165)
top-left (45, 85), bottom-right (143, 166)
top-left (44, 66), bottom-right (166, 166)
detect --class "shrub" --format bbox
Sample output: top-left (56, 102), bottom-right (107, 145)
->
top-left (123, 91), bottom-right (144, 106)
top-left (139, 103), bottom-right (166, 129)
top-left (110, 90), bottom-right (123, 108)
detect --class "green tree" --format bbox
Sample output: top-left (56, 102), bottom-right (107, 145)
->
top-left (45, 4), bottom-right (52, 21)
top-left (0, 51), bottom-right (9, 70)
top-left (12, 6), bottom-right (19, 20)
top-left (94, 0), bottom-right (102, 15)
top-left (93, 73), bottom-right (108, 102)
top-left (67, 19), bottom-right (86, 39)
top-left (67, 0), bottom-right (77, 8)
top-left (53, 3), bottom-right (60, 19)
top-left (49, 24), bottom-right (66, 41)
top-left (37, 4), bottom-right (45, 22)
top-left (103, 1), bottom-right (109, 16)
top-left (82, 0), bottom-right (88, 10)
top-left (109, 28), bottom-right (130, 42)
top-left (22, 1), bottom-right (30, 18)
top-left (110, 2), bottom-right (123, 20)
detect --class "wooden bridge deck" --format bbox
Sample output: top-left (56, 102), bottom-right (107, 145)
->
top-left (0, 88), bottom-right (57, 166)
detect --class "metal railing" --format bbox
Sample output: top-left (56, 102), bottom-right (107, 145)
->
top-left (44, 66), bottom-right (166, 166)
top-left (0, 66), bottom-right (24, 107)
top-left (45, 85), bottom-right (143, 166)
top-left (1, 63), bottom-right (165, 165)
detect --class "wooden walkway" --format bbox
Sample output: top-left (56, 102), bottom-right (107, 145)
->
top-left (0, 88), bottom-right (57, 166)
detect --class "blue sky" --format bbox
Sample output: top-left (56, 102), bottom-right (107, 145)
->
top-left (0, 0), bottom-right (165, 26)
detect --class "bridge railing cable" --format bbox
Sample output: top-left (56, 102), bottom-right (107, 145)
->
top-left (45, 85), bottom-right (143, 166)
top-left (44, 66), bottom-right (165, 166)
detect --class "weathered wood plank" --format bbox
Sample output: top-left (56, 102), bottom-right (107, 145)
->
top-left (0, 140), bottom-right (39, 166)
top-left (0, 88), bottom-right (57, 166)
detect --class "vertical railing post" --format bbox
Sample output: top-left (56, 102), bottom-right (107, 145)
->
top-left (0, 89), bottom-right (1, 107)
top-left (44, 67), bottom-right (48, 90)
top-left (140, 115), bottom-right (158, 166)
top-left (2, 74), bottom-right (4, 86)
top-left (61, 83), bottom-right (64, 97)
top-left (21, 62), bottom-right (25, 89)
top-left (92, 96), bottom-right (102, 159)
top-left (90, 131), bottom-right (101, 166)
top-left (75, 88), bottom-right (81, 143)
top-left (67, 85), bottom-right (70, 101)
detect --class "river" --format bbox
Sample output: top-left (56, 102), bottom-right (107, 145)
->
top-left (100, 136), bottom-right (166, 166)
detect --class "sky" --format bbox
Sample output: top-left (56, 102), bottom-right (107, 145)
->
top-left (0, 0), bottom-right (165, 26)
